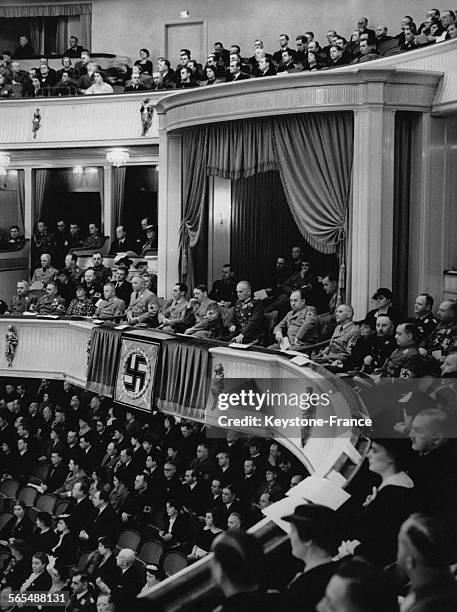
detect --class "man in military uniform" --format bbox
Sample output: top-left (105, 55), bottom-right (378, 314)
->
top-left (268, 289), bottom-right (308, 350)
top-left (92, 252), bottom-right (112, 285)
top-left (6, 225), bottom-right (25, 250)
top-left (381, 323), bottom-right (422, 378)
top-left (66, 572), bottom-right (96, 612)
top-left (159, 282), bottom-right (189, 332)
top-left (362, 314), bottom-right (397, 372)
top-left (31, 282), bottom-right (66, 315)
top-left (422, 300), bottom-right (457, 362)
top-left (31, 253), bottom-right (59, 284)
top-left (7, 280), bottom-right (37, 314)
top-left (126, 275), bottom-right (159, 326)
top-left (412, 293), bottom-right (438, 342)
top-left (227, 281), bottom-right (266, 344)
top-left (315, 304), bottom-right (361, 364)
top-left (183, 284), bottom-right (220, 339)
top-left (94, 283), bottom-right (125, 321)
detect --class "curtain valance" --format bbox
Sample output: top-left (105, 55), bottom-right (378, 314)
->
top-left (0, 4), bottom-right (91, 18)
top-left (179, 112), bottom-right (353, 286)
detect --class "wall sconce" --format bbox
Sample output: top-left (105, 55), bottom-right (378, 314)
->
top-left (0, 153), bottom-right (10, 175)
top-left (106, 149), bottom-right (130, 167)
top-left (179, 10), bottom-right (190, 18)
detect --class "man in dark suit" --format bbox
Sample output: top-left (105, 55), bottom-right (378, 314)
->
top-left (109, 226), bottom-right (138, 255)
top-left (79, 489), bottom-right (121, 549)
top-left (124, 73), bottom-right (148, 92)
top-left (79, 432), bottom-right (103, 474)
top-left (219, 485), bottom-right (244, 529)
top-left (113, 266), bottom-right (133, 305)
top-left (69, 480), bottom-right (95, 534)
top-left (213, 42), bottom-right (230, 67)
top-left (41, 450), bottom-right (68, 493)
top-left (182, 469), bottom-right (210, 516)
top-left (226, 60), bottom-right (250, 82)
top-left (272, 34), bottom-right (297, 65)
top-left (64, 36), bottom-right (84, 58)
top-left (97, 549), bottom-right (144, 612)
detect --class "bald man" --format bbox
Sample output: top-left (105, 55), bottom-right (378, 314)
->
top-left (126, 275), bottom-right (159, 326)
top-left (96, 548), bottom-right (144, 611)
top-left (422, 300), bottom-right (457, 361)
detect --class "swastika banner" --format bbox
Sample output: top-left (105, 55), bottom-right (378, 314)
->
top-left (114, 337), bottom-right (160, 411)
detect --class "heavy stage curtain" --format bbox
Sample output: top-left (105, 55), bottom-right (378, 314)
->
top-left (180, 113), bottom-right (353, 287)
top-left (231, 171), bottom-right (303, 289)
top-left (393, 112), bottom-right (415, 315)
top-left (156, 340), bottom-right (209, 420)
top-left (86, 327), bottom-right (123, 397)
top-left (179, 127), bottom-right (209, 290)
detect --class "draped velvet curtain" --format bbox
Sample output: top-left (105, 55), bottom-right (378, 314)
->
top-left (272, 113), bottom-right (353, 253)
top-left (86, 327), bottom-right (123, 397)
top-left (156, 339), bottom-right (209, 420)
top-left (112, 167), bottom-right (126, 229)
top-left (231, 171), bottom-right (304, 289)
top-left (34, 169), bottom-right (49, 222)
top-left (393, 112), bottom-right (415, 315)
top-left (180, 113), bottom-right (353, 289)
top-left (17, 170), bottom-right (25, 231)
top-left (179, 127), bottom-right (209, 290)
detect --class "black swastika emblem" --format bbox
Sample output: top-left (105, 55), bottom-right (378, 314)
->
top-left (123, 352), bottom-right (149, 396)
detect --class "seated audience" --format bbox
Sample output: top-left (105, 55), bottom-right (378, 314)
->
top-left (31, 253), bottom-right (59, 284)
top-left (83, 223), bottom-right (105, 250)
top-left (126, 275), bottom-right (159, 326)
top-left (134, 48), bottom-right (153, 74)
top-left (315, 304), bottom-right (360, 364)
top-left (94, 283), bottom-right (126, 320)
top-left (64, 36), bottom-right (84, 58)
top-left (158, 282), bottom-right (189, 332)
top-left (29, 282), bottom-right (66, 315)
top-left (182, 284), bottom-right (220, 338)
top-left (66, 284), bottom-right (97, 316)
top-left (12, 35), bottom-right (34, 59)
top-left (84, 70), bottom-right (114, 95)
top-left (7, 280), bottom-right (37, 314)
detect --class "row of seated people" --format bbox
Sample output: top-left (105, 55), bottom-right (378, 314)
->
top-left (23, 220), bottom-right (157, 270)
top-left (1, 372), bottom-right (457, 610)
top-left (2, 9), bottom-right (457, 99)
top-left (2, 247), bottom-right (456, 384)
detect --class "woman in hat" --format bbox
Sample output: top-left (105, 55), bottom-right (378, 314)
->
top-left (341, 438), bottom-right (416, 566)
top-left (365, 288), bottom-right (404, 328)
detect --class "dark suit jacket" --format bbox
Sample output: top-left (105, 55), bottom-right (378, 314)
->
top-left (109, 237), bottom-right (138, 255)
top-left (114, 280), bottom-right (133, 305)
top-left (69, 496), bottom-right (95, 533)
top-left (45, 462), bottom-right (69, 492)
top-left (52, 531), bottom-right (77, 565)
top-left (85, 504), bottom-right (121, 547)
top-left (281, 562), bottom-right (338, 612)
top-left (124, 84), bottom-right (149, 92)
top-left (226, 72), bottom-right (250, 82)
top-left (111, 565), bottom-right (145, 612)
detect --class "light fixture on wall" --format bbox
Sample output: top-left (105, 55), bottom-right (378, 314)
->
top-left (179, 9), bottom-right (190, 18)
top-left (106, 148), bottom-right (130, 167)
top-left (73, 165), bottom-right (84, 175)
top-left (0, 153), bottom-right (10, 175)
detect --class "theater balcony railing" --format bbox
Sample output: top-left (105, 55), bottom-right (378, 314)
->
top-left (0, 316), bottom-right (371, 610)
top-left (3, 40), bottom-right (457, 150)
